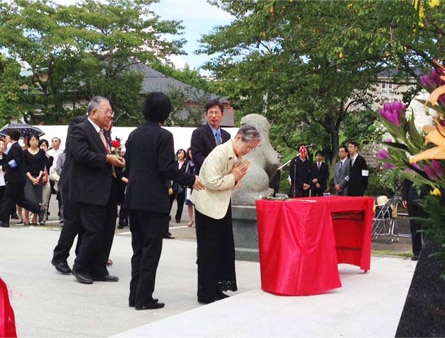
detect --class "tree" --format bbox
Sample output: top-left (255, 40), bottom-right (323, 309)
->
top-left (199, 0), bottom-right (445, 174)
top-left (0, 0), bottom-right (185, 125)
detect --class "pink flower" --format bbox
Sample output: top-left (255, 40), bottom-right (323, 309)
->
top-left (423, 165), bottom-right (437, 180)
top-left (379, 100), bottom-right (406, 127)
top-left (386, 139), bottom-right (393, 143)
top-left (378, 149), bottom-right (390, 160)
top-left (432, 160), bottom-right (444, 178)
top-left (384, 163), bottom-right (395, 169)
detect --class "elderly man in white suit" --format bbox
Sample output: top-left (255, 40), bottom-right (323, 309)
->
top-left (190, 124), bottom-right (262, 304)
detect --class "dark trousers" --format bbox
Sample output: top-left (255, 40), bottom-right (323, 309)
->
top-left (73, 180), bottom-right (117, 277)
top-left (129, 210), bottom-right (165, 307)
top-left (0, 182), bottom-right (40, 223)
top-left (289, 186), bottom-right (310, 198)
top-left (52, 187), bottom-right (82, 263)
top-left (172, 190), bottom-right (185, 221)
top-left (407, 203), bottom-right (425, 256)
top-left (312, 188), bottom-right (324, 197)
top-left (195, 207), bottom-right (237, 302)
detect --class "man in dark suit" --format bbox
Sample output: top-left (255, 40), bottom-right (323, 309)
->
top-left (124, 92), bottom-right (205, 310)
top-left (191, 99), bottom-right (231, 174)
top-left (69, 96), bottom-right (125, 284)
top-left (0, 129), bottom-right (45, 227)
top-left (288, 145), bottom-right (314, 197)
top-left (347, 142), bottom-right (369, 196)
top-left (311, 151), bottom-right (329, 196)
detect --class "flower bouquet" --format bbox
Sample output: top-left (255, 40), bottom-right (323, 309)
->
top-left (377, 60), bottom-right (445, 276)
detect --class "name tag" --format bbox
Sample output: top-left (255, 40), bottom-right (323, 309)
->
top-left (362, 170), bottom-right (369, 177)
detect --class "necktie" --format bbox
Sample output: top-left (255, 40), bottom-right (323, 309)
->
top-left (99, 130), bottom-right (116, 177)
top-left (317, 163), bottom-right (320, 170)
top-left (340, 161), bottom-right (343, 168)
top-left (215, 130), bottom-right (222, 145)
top-left (99, 130), bottom-right (110, 154)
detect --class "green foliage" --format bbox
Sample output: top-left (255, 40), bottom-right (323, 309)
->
top-left (0, 55), bottom-right (26, 125)
top-left (0, 0), bottom-right (184, 125)
top-left (199, 0), bottom-right (444, 175)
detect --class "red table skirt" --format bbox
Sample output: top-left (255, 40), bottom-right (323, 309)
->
top-left (256, 196), bottom-right (374, 296)
top-left (0, 277), bottom-right (17, 338)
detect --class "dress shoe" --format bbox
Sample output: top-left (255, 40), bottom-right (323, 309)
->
top-left (51, 259), bottom-right (72, 274)
top-left (216, 291), bottom-right (230, 300)
top-left (411, 255), bottom-right (419, 261)
top-left (175, 219), bottom-right (180, 223)
top-left (198, 297), bottom-right (216, 304)
top-left (129, 298), bottom-right (158, 307)
top-left (72, 270), bottom-right (93, 284)
top-left (38, 206), bottom-right (47, 223)
top-left (10, 212), bottom-right (19, 220)
top-left (135, 302), bottom-right (165, 310)
top-left (0, 221), bottom-right (10, 228)
top-left (163, 232), bottom-right (175, 239)
top-left (91, 275), bottom-right (119, 282)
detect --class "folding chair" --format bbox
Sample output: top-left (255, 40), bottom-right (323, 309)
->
top-left (372, 196), bottom-right (401, 243)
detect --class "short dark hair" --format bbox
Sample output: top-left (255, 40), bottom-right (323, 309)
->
top-left (39, 139), bottom-right (49, 148)
top-left (176, 148), bottom-right (186, 158)
top-left (339, 146), bottom-right (348, 153)
top-left (7, 129), bottom-right (21, 141)
top-left (51, 137), bottom-right (61, 143)
top-left (186, 147), bottom-right (193, 161)
top-left (315, 151), bottom-right (323, 157)
top-left (348, 141), bottom-right (359, 148)
top-left (27, 133), bottom-right (40, 147)
top-left (205, 99), bottom-right (224, 114)
top-left (142, 92), bottom-right (171, 123)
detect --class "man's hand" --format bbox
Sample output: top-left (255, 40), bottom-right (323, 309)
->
top-left (121, 177), bottom-right (129, 184)
top-left (232, 162), bottom-right (250, 182)
top-left (402, 200), bottom-right (407, 208)
top-left (303, 183), bottom-right (311, 190)
top-left (335, 184), bottom-right (342, 192)
top-left (193, 176), bottom-right (206, 191)
top-left (106, 155), bottom-right (125, 168)
top-left (312, 178), bottom-right (318, 184)
top-left (168, 188), bottom-right (174, 195)
top-left (316, 183), bottom-right (321, 189)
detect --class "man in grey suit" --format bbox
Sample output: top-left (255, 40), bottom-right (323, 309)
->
top-left (334, 146), bottom-right (350, 195)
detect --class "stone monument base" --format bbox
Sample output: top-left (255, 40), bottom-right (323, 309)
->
top-left (232, 205), bottom-right (259, 262)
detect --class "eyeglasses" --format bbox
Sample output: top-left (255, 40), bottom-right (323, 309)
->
top-left (98, 108), bottom-right (114, 117)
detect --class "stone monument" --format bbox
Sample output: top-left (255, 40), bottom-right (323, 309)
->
top-left (232, 114), bottom-right (280, 261)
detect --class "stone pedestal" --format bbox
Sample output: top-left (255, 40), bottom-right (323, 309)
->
top-left (232, 205), bottom-right (259, 262)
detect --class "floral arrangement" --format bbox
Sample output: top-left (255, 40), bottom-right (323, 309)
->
top-left (377, 60), bottom-right (445, 275)
top-left (111, 138), bottom-right (121, 156)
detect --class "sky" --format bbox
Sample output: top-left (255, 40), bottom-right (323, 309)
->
top-left (52, 0), bottom-right (234, 71)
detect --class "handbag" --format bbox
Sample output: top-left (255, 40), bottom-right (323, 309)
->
top-left (42, 170), bottom-right (49, 185)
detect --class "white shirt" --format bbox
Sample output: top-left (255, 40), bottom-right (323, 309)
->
top-left (350, 154), bottom-right (358, 166)
top-left (47, 148), bottom-right (63, 171)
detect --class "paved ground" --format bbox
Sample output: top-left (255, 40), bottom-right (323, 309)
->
top-left (0, 195), bottom-right (417, 337)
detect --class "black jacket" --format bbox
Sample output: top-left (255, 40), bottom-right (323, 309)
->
top-left (401, 179), bottom-right (431, 205)
top-left (313, 161), bottom-right (329, 191)
top-left (288, 157), bottom-right (314, 197)
top-left (347, 155), bottom-right (368, 196)
top-left (123, 121), bottom-right (195, 214)
top-left (69, 119), bottom-right (114, 206)
top-left (2, 142), bottom-right (26, 184)
top-left (190, 124), bottom-right (231, 174)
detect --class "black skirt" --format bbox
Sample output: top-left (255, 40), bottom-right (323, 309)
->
top-left (195, 205), bottom-right (237, 302)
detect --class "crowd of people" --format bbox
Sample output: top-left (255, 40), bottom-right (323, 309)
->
top-left (288, 142), bottom-right (369, 198)
top-left (1, 91), bottom-right (423, 312)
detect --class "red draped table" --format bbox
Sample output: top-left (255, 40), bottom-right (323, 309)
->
top-left (255, 196), bottom-right (374, 296)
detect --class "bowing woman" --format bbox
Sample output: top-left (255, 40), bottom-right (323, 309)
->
top-left (190, 124), bottom-right (262, 304)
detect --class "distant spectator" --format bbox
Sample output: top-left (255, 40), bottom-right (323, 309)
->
top-left (347, 142), bottom-right (368, 196)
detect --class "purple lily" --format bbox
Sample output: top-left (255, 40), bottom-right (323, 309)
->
top-left (378, 100), bottom-right (406, 127)
top-left (432, 160), bottom-right (444, 178)
top-left (378, 149), bottom-right (390, 160)
top-left (384, 163), bottom-right (395, 169)
top-left (423, 165), bottom-right (437, 180)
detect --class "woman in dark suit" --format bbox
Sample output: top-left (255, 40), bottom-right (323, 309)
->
top-left (169, 148), bottom-right (187, 223)
top-left (123, 92), bottom-right (205, 310)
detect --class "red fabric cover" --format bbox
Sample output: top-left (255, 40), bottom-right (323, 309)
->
top-left (0, 277), bottom-right (17, 338)
top-left (255, 196), bottom-right (373, 296)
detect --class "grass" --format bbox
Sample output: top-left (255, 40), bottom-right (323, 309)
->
top-left (372, 250), bottom-right (413, 258)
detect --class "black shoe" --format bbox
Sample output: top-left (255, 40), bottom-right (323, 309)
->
top-left (91, 275), bottom-right (119, 282)
top-left (175, 219), bottom-right (180, 223)
top-left (198, 297), bottom-right (216, 304)
top-left (135, 302), bottom-right (165, 310)
top-left (411, 255), bottom-right (419, 261)
top-left (163, 232), bottom-right (175, 239)
top-left (10, 212), bottom-right (19, 220)
top-left (38, 206), bottom-right (47, 223)
top-left (0, 221), bottom-right (10, 228)
top-left (51, 259), bottom-right (72, 274)
top-left (72, 270), bottom-right (93, 284)
top-left (117, 225), bottom-right (124, 229)
top-left (129, 298), bottom-right (158, 307)
top-left (216, 291), bottom-right (230, 300)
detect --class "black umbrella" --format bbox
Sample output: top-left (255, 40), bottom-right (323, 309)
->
top-left (0, 123), bottom-right (45, 138)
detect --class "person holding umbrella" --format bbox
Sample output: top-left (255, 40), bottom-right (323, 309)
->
top-left (0, 129), bottom-right (46, 227)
